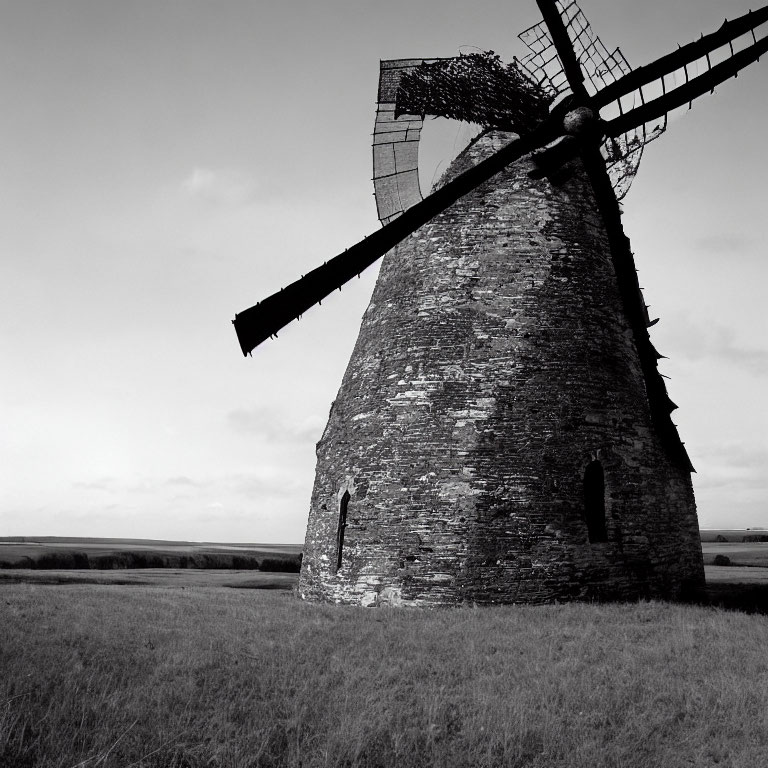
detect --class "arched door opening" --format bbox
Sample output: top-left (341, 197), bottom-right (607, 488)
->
top-left (336, 491), bottom-right (350, 572)
top-left (584, 461), bottom-right (608, 543)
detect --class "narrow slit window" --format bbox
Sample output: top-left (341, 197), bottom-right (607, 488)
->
top-left (584, 461), bottom-right (608, 543)
top-left (336, 491), bottom-right (350, 571)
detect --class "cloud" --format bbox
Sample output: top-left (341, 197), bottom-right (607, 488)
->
top-left (165, 476), bottom-right (202, 488)
top-left (226, 407), bottom-right (324, 443)
top-left (24, 468), bottom-right (310, 542)
top-left (696, 442), bottom-right (768, 472)
top-left (695, 326), bottom-right (768, 376)
top-left (691, 441), bottom-right (768, 496)
top-left (669, 320), bottom-right (768, 376)
top-left (694, 233), bottom-right (753, 255)
top-left (232, 471), bottom-right (305, 499)
top-left (181, 167), bottom-right (258, 206)
top-left (97, 471), bottom-right (303, 504)
top-left (72, 478), bottom-right (118, 492)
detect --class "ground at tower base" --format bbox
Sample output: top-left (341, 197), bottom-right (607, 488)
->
top-left (2, 543), bottom-right (768, 768)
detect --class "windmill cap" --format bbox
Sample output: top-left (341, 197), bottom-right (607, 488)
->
top-left (563, 106), bottom-right (598, 137)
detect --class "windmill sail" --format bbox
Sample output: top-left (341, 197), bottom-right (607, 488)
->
top-left (373, 53), bottom-right (550, 225)
top-left (600, 7), bottom-right (768, 137)
top-left (233, 127), bottom-right (551, 354)
top-left (518, 0), bottom-right (662, 200)
top-left (234, 2), bottom-right (768, 356)
top-left (373, 59), bottom-right (428, 225)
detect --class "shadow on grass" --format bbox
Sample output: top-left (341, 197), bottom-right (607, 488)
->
top-left (701, 582), bottom-right (768, 615)
top-left (0, 572), bottom-right (152, 586)
top-left (0, 570), bottom-right (298, 590)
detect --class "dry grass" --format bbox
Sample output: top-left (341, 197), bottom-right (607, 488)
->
top-left (0, 569), bottom-right (297, 590)
top-left (2, 585), bottom-right (768, 767)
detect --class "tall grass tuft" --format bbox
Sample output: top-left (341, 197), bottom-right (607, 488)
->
top-left (2, 585), bottom-right (768, 767)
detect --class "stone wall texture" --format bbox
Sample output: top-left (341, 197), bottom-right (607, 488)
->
top-left (298, 130), bottom-right (705, 606)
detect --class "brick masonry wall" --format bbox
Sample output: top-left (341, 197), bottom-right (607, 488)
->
top-left (298, 130), bottom-right (704, 606)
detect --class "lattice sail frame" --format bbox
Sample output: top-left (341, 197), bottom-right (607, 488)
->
top-left (373, 59), bottom-right (432, 225)
top-left (373, 53), bottom-right (553, 224)
top-left (373, 1), bottom-right (666, 220)
top-left (372, 0), bottom-right (766, 223)
top-left (373, 54), bottom-right (550, 225)
top-left (517, 0), bottom-right (664, 200)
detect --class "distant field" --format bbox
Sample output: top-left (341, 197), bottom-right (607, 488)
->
top-left (700, 528), bottom-right (768, 574)
top-left (0, 568), bottom-right (298, 589)
top-left (4, 533), bottom-right (768, 588)
top-left (0, 536), bottom-right (302, 572)
top-left (0, 535), bottom-right (303, 552)
top-left (702, 544), bottom-right (768, 567)
top-left (700, 528), bottom-right (768, 543)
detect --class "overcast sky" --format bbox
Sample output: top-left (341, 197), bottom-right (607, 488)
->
top-left (1, 0), bottom-right (767, 543)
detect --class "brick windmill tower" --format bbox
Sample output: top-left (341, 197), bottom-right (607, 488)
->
top-left (234, 1), bottom-right (768, 605)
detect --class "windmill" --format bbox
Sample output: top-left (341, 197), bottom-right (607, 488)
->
top-left (233, 1), bottom-right (768, 605)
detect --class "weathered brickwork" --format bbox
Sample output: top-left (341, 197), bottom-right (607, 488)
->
top-left (298, 130), bottom-right (704, 606)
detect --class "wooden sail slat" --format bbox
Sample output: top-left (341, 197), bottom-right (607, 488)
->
top-left (605, 32), bottom-right (768, 138)
top-left (595, 6), bottom-right (768, 111)
top-left (236, 2), bottom-right (768, 366)
top-left (233, 126), bottom-right (554, 355)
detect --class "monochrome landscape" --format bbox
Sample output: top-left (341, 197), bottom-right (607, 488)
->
top-left (3, 0), bottom-right (768, 765)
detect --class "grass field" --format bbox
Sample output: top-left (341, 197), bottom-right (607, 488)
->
top-left (3, 585), bottom-right (768, 768)
top-left (3, 532), bottom-right (768, 766)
